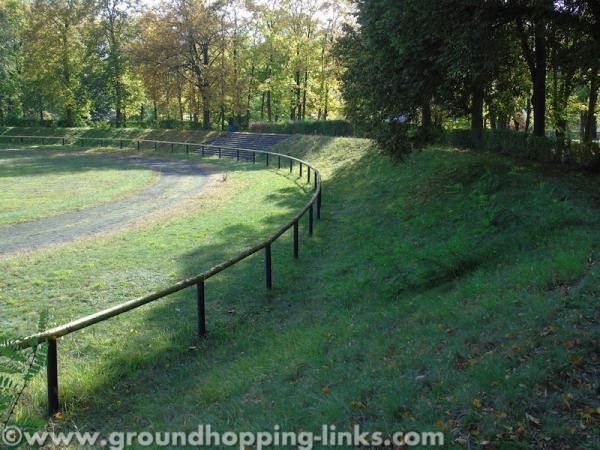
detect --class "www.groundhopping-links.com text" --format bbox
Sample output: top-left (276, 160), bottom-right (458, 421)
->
top-left (2, 424), bottom-right (445, 449)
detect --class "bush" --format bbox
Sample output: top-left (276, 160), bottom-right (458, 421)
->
top-left (440, 128), bottom-right (600, 169)
top-left (248, 120), bottom-right (354, 136)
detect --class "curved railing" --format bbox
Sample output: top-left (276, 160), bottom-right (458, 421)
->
top-left (0, 134), bottom-right (322, 417)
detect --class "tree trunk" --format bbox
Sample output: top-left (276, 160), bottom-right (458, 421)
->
top-left (470, 85), bottom-right (484, 132)
top-left (532, 18), bottom-right (546, 137)
top-left (295, 70), bottom-right (301, 120)
top-left (421, 101), bottom-right (432, 131)
top-left (267, 90), bottom-right (272, 122)
top-left (525, 95), bottom-right (532, 132)
top-left (584, 66), bottom-right (599, 144)
top-left (302, 70), bottom-right (308, 120)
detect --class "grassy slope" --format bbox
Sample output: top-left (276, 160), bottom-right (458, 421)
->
top-left (0, 126), bottom-right (217, 143)
top-left (6, 136), bottom-right (598, 448)
top-left (0, 151), bottom-right (157, 225)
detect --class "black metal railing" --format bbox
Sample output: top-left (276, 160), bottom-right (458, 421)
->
top-left (0, 135), bottom-right (322, 417)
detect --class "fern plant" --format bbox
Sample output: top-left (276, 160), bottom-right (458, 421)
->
top-left (0, 311), bottom-right (48, 432)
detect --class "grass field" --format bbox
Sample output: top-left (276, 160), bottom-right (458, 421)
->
top-left (0, 150), bottom-right (158, 225)
top-left (2, 134), bottom-right (598, 448)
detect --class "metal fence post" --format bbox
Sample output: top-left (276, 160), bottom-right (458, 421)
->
top-left (171, 143), bottom-right (174, 153)
top-left (154, 142), bottom-right (157, 151)
top-left (253, 152), bottom-right (256, 164)
top-left (236, 149), bottom-right (239, 161)
top-left (197, 281), bottom-right (206, 337)
top-left (314, 174), bottom-right (318, 191)
top-left (186, 144), bottom-right (189, 154)
top-left (308, 167), bottom-right (311, 184)
top-left (219, 148), bottom-right (222, 159)
top-left (47, 338), bottom-right (59, 416)
top-left (265, 244), bottom-right (272, 289)
top-left (293, 221), bottom-right (299, 258)
top-left (308, 204), bottom-right (314, 236)
top-left (201, 146), bottom-right (205, 157)
top-left (289, 159), bottom-right (293, 173)
top-left (119, 140), bottom-right (123, 149)
top-left (266, 153), bottom-right (269, 166)
top-left (317, 189), bottom-right (322, 220)
top-left (300, 163), bottom-right (303, 177)
top-left (137, 141), bottom-right (140, 151)
top-left (62, 138), bottom-right (65, 146)
top-left (278, 156), bottom-right (281, 169)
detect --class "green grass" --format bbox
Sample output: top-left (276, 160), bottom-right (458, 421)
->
top-left (0, 151), bottom-right (157, 225)
top-left (0, 126), bottom-right (217, 143)
top-left (2, 136), bottom-right (599, 448)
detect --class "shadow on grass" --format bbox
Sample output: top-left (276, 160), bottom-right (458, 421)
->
top-left (35, 143), bottom-right (587, 420)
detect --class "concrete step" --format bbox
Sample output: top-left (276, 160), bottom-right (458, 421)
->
top-left (206, 132), bottom-right (291, 151)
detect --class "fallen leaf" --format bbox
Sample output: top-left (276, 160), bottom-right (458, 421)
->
top-left (570, 355), bottom-right (584, 366)
top-left (526, 413), bottom-right (541, 426)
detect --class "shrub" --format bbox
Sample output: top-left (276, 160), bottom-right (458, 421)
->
top-left (248, 120), bottom-right (354, 136)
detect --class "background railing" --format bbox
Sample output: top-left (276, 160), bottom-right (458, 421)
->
top-left (0, 135), bottom-right (322, 417)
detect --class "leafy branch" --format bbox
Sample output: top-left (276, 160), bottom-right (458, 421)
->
top-left (0, 311), bottom-right (48, 431)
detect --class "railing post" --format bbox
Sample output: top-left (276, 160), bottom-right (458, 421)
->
top-left (266, 153), bottom-right (269, 166)
top-left (137, 141), bottom-right (140, 151)
top-left (265, 244), bottom-right (272, 289)
top-left (201, 146), bottom-right (205, 157)
top-left (253, 152), bottom-right (256, 164)
top-left (300, 163), bottom-right (303, 177)
top-left (289, 159), bottom-right (293, 173)
top-left (171, 143), bottom-right (174, 153)
top-left (314, 173), bottom-right (318, 191)
top-left (62, 138), bottom-right (65, 146)
top-left (278, 155), bottom-right (281, 169)
top-left (307, 167), bottom-right (311, 184)
top-left (186, 144), bottom-right (190, 154)
top-left (236, 149), bottom-right (239, 161)
top-left (317, 189), bottom-right (322, 220)
top-left (293, 221), bottom-right (299, 258)
top-left (119, 140), bottom-right (123, 149)
top-left (47, 338), bottom-right (59, 417)
top-left (218, 148), bottom-right (222, 159)
top-left (197, 281), bottom-right (206, 337)
top-left (308, 204), bottom-right (314, 236)
top-left (154, 142), bottom-right (157, 151)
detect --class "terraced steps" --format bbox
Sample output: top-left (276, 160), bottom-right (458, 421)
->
top-left (205, 132), bottom-right (291, 151)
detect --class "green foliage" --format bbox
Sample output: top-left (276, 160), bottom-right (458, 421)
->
top-left (248, 120), bottom-right (353, 136)
top-left (0, 312), bottom-right (48, 431)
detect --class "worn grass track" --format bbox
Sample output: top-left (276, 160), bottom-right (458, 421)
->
top-left (0, 149), bottom-right (158, 226)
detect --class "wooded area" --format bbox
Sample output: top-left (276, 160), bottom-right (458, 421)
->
top-left (0, 0), bottom-right (349, 129)
top-left (336, 0), bottom-right (600, 155)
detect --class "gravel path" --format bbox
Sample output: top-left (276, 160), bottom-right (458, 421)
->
top-left (0, 152), bottom-right (210, 256)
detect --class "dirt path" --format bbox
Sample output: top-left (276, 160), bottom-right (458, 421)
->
top-left (0, 152), bottom-right (211, 256)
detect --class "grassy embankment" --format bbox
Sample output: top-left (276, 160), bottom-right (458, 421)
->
top-left (1, 132), bottom-right (598, 448)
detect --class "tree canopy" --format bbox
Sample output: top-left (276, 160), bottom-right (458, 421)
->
top-left (0, 0), bottom-right (351, 128)
top-left (335, 0), bottom-right (600, 155)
